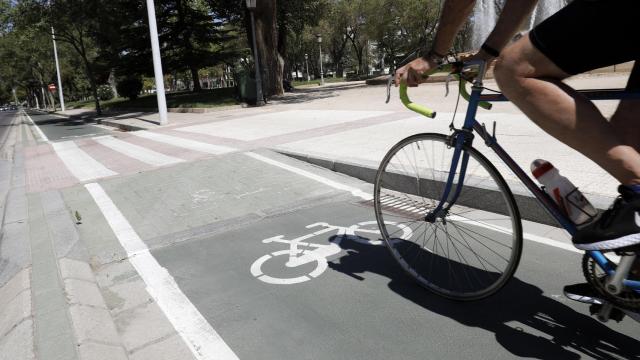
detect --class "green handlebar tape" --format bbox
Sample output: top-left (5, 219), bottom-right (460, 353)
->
top-left (399, 82), bottom-right (436, 118)
top-left (457, 76), bottom-right (492, 110)
top-left (397, 64), bottom-right (454, 118)
top-left (398, 64), bottom-right (493, 117)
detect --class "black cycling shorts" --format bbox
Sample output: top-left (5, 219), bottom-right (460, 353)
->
top-left (529, 0), bottom-right (640, 88)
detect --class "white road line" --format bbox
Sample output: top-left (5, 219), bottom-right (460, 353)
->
top-left (84, 183), bottom-right (239, 360)
top-left (51, 141), bottom-right (117, 181)
top-left (448, 215), bottom-right (581, 253)
top-left (248, 151), bottom-right (583, 254)
top-left (93, 135), bottom-right (185, 167)
top-left (22, 110), bottom-right (49, 142)
top-left (246, 152), bottom-right (373, 200)
top-left (132, 131), bottom-right (236, 155)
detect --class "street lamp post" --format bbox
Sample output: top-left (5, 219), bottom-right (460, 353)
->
top-left (51, 27), bottom-right (65, 112)
top-left (316, 34), bottom-right (324, 85)
top-left (51, 26), bottom-right (64, 111)
top-left (145, 0), bottom-right (169, 125)
top-left (246, 0), bottom-right (264, 106)
top-left (304, 54), bottom-right (310, 82)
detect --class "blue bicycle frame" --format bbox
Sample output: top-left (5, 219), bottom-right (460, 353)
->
top-left (414, 61), bottom-right (640, 293)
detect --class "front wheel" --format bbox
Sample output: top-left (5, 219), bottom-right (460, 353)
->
top-left (374, 133), bottom-right (523, 300)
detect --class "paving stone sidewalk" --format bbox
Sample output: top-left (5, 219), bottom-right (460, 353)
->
top-left (0, 113), bottom-right (197, 360)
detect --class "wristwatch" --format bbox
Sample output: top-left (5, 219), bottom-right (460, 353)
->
top-left (421, 48), bottom-right (446, 65)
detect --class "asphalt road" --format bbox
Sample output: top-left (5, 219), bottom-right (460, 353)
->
top-left (24, 110), bottom-right (111, 141)
top-left (153, 198), bottom-right (639, 360)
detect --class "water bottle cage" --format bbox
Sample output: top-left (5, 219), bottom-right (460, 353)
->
top-left (562, 187), bottom-right (598, 226)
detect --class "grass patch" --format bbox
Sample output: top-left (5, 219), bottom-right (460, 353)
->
top-left (65, 99), bottom-right (96, 109)
top-left (67, 87), bottom-right (239, 111)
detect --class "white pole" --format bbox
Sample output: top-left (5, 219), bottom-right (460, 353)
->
top-left (12, 88), bottom-right (18, 105)
top-left (145, 0), bottom-right (168, 125)
top-left (51, 27), bottom-right (65, 112)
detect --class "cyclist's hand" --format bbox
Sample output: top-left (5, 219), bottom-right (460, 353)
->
top-left (394, 57), bottom-right (438, 87)
top-left (459, 50), bottom-right (497, 80)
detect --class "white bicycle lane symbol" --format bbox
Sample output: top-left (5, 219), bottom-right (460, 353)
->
top-left (250, 221), bottom-right (413, 285)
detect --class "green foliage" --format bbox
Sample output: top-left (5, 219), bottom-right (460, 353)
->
top-left (97, 85), bottom-right (114, 101)
top-left (0, 0), bottom-right (479, 104)
top-left (116, 77), bottom-right (143, 100)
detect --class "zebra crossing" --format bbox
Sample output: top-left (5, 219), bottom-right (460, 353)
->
top-left (26, 130), bottom-right (239, 192)
top-left (92, 135), bottom-right (184, 167)
top-left (23, 108), bottom-right (396, 193)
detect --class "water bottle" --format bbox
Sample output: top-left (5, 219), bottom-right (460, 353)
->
top-left (530, 159), bottom-right (597, 226)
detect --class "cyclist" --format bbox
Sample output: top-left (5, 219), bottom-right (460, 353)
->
top-left (395, 0), bottom-right (640, 295)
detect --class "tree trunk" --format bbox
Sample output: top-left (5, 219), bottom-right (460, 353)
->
top-left (109, 70), bottom-right (119, 98)
top-left (48, 91), bottom-right (57, 112)
top-left (41, 87), bottom-right (48, 109)
top-left (250, 1), bottom-right (283, 97)
top-left (83, 59), bottom-right (101, 116)
top-left (190, 67), bottom-right (202, 92)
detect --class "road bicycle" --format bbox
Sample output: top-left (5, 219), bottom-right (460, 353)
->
top-left (375, 60), bottom-right (640, 323)
top-left (250, 221), bottom-right (413, 285)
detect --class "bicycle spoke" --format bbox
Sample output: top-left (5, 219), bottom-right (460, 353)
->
top-left (375, 134), bottom-right (522, 300)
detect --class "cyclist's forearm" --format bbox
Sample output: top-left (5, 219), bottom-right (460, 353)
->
top-left (483, 0), bottom-right (538, 53)
top-left (431, 0), bottom-right (476, 55)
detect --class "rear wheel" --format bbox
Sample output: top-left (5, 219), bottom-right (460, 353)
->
top-left (374, 133), bottom-right (523, 300)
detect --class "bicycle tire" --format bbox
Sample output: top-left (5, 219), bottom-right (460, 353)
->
top-left (374, 133), bottom-right (523, 301)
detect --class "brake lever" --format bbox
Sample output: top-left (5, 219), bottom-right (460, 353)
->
top-left (385, 74), bottom-right (393, 104)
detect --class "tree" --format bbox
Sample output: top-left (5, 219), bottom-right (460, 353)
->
top-left (114, 0), bottom-right (239, 93)
top-left (0, 5), bottom-right (64, 109)
top-left (15, 0), bottom-right (113, 114)
top-left (160, 0), bottom-right (236, 91)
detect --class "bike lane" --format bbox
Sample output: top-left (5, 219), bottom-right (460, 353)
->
top-left (60, 149), bottom-right (639, 359)
top-left (143, 153), bottom-right (638, 359)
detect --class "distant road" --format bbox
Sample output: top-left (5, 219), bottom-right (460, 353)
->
top-left (23, 109), bottom-right (112, 142)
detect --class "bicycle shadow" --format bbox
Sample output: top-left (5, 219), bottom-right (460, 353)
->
top-left (327, 235), bottom-right (640, 360)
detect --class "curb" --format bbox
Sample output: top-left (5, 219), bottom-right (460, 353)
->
top-left (98, 119), bottom-right (148, 132)
top-left (277, 149), bottom-right (615, 228)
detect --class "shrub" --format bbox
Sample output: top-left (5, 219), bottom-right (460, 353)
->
top-left (116, 78), bottom-right (144, 100)
top-left (97, 85), bottom-right (114, 101)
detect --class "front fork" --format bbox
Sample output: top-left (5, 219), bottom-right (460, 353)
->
top-left (424, 129), bottom-right (473, 223)
top-left (425, 78), bottom-right (483, 223)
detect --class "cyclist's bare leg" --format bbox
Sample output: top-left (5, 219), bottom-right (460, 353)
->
top-left (493, 35), bottom-right (640, 186)
top-left (610, 63), bottom-right (640, 151)
top-left (611, 100), bottom-right (640, 151)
